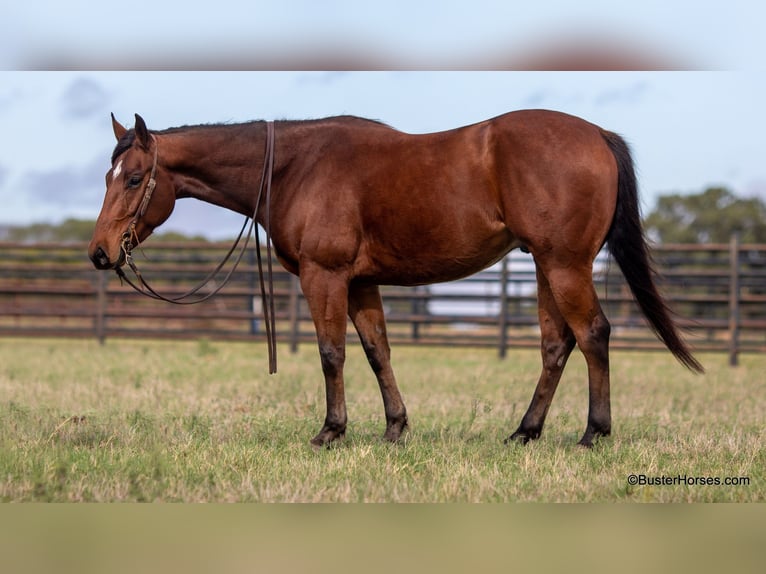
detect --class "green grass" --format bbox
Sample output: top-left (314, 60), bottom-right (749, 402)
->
top-left (0, 337), bottom-right (763, 502)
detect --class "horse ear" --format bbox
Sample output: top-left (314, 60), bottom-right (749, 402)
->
top-left (111, 113), bottom-right (127, 141)
top-left (134, 113), bottom-right (151, 149)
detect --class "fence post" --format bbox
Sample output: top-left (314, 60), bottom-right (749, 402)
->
top-left (411, 286), bottom-right (422, 341)
top-left (289, 274), bottom-right (300, 353)
top-left (498, 255), bottom-right (509, 359)
top-left (95, 271), bottom-right (107, 345)
top-left (728, 233), bottom-right (740, 367)
top-left (249, 247), bottom-right (260, 335)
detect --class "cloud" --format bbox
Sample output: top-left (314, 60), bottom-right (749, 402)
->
top-left (19, 152), bottom-right (244, 238)
top-left (24, 153), bottom-right (107, 207)
top-left (523, 90), bottom-right (550, 108)
top-left (0, 86), bottom-right (26, 111)
top-left (60, 76), bottom-right (110, 120)
top-left (594, 81), bottom-right (649, 106)
top-left (295, 72), bottom-right (350, 86)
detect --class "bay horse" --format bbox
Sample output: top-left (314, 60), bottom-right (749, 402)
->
top-left (89, 110), bottom-right (702, 448)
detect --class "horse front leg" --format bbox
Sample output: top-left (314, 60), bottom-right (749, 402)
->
top-left (348, 282), bottom-right (408, 442)
top-left (300, 265), bottom-right (350, 448)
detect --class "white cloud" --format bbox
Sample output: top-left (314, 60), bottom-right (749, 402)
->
top-left (25, 154), bottom-right (106, 207)
top-left (60, 76), bottom-right (111, 120)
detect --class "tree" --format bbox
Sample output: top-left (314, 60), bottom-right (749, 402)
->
top-left (3, 218), bottom-right (95, 243)
top-left (1, 218), bottom-right (209, 243)
top-left (644, 187), bottom-right (766, 244)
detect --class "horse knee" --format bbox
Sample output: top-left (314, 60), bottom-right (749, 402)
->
top-left (319, 342), bottom-right (345, 377)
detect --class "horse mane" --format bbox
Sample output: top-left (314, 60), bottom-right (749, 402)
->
top-left (279, 115), bottom-right (391, 129)
top-left (159, 115), bottom-right (388, 135)
top-left (110, 115), bottom-right (391, 164)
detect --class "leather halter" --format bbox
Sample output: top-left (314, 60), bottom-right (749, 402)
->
top-left (116, 121), bottom-right (279, 373)
top-left (121, 136), bottom-right (159, 253)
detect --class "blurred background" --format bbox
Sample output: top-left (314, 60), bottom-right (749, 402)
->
top-left (1, 72), bottom-right (765, 240)
top-left (1, 0), bottom-right (758, 70)
top-left (1, 2), bottom-right (764, 570)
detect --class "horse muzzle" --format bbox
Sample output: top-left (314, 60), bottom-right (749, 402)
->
top-left (89, 245), bottom-right (126, 270)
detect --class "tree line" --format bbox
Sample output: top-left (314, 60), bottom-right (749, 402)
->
top-left (0, 218), bottom-right (208, 244)
top-left (644, 187), bottom-right (766, 244)
top-left (2, 186), bottom-right (765, 244)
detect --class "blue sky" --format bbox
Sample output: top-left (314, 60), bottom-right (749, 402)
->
top-left (3, 1), bottom-right (756, 70)
top-left (1, 72), bottom-right (764, 238)
top-left (1, 3), bottom-right (763, 238)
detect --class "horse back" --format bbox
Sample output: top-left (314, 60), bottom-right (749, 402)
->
top-left (277, 110), bottom-right (618, 284)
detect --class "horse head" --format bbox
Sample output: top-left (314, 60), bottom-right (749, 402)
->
top-left (88, 114), bottom-right (176, 269)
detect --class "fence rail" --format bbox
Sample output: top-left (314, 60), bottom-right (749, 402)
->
top-left (1, 237), bottom-right (764, 364)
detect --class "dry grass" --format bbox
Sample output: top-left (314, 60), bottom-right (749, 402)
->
top-left (0, 337), bottom-right (763, 502)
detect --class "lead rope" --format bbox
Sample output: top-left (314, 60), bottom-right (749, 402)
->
top-left (254, 121), bottom-right (277, 373)
top-left (116, 121), bottom-right (278, 373)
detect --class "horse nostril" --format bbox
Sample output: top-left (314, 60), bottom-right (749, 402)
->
top-left (91, 246), bottom-right (111, 270)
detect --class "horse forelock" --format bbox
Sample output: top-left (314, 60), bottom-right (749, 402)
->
top-left (111, 130), bottom-right (136, 165)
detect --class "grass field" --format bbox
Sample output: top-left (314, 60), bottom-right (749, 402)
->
top-left (0, 337), bottom-right (763, 502)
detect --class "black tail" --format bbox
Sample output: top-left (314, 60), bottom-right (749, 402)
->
top-left (601, 130), bottom-right (704, 373)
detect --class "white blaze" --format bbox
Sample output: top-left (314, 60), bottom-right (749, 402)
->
top-left (112, 159), bottom-right (123, 181)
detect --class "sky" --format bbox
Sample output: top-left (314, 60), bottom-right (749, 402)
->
top-left (1, 71), bottom-right (765, 239)
top-left (2, 1), bottom-right (758, 70)
top-left (1, 3), bottom-right (764, 239)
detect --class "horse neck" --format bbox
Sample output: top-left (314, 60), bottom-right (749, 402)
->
top-left (158, 122), bottom-right (273, 219)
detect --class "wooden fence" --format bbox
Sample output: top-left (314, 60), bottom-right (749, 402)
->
top-left (1, 237), bottom-right (764, 364)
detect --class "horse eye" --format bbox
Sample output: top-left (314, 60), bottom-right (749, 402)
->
top-left (126, 174), bottom-right (144, 188)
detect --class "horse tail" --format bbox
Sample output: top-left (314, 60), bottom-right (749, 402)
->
top-left (600, 130), bottom-right (704, 373)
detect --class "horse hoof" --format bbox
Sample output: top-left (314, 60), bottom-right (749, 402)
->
top-left (577, 428), bottom-right (610, 448)
top-left (310, 427), bottom-right (346, 449)
top-left (504, 432), bottom-right (530, 445)
top-left (309, 439), bottom-right (328, 452)
top-left (383, 416), bottom-right (408, 443)
top-left (505, 426), bottom-right (541, 445)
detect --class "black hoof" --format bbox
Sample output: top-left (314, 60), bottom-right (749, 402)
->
top-left (310, 425), bottom-right (346, 450)
top-left (577, 428), bottom-right (610, 448)
top-left (383, 415), bottom-right (408, 443)
top-left (504, 428), bottom-right (540, 445)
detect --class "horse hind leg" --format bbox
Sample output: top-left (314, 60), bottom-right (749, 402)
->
top-left (507, 266), bottom-right (576, 444)
top-left (348, 283), bottom-right (408, 442)
top-left (542, 263), bottom-right (612, 447)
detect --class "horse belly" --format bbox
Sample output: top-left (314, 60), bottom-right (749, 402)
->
top-left (359, 220), bottom-right (516, 286)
